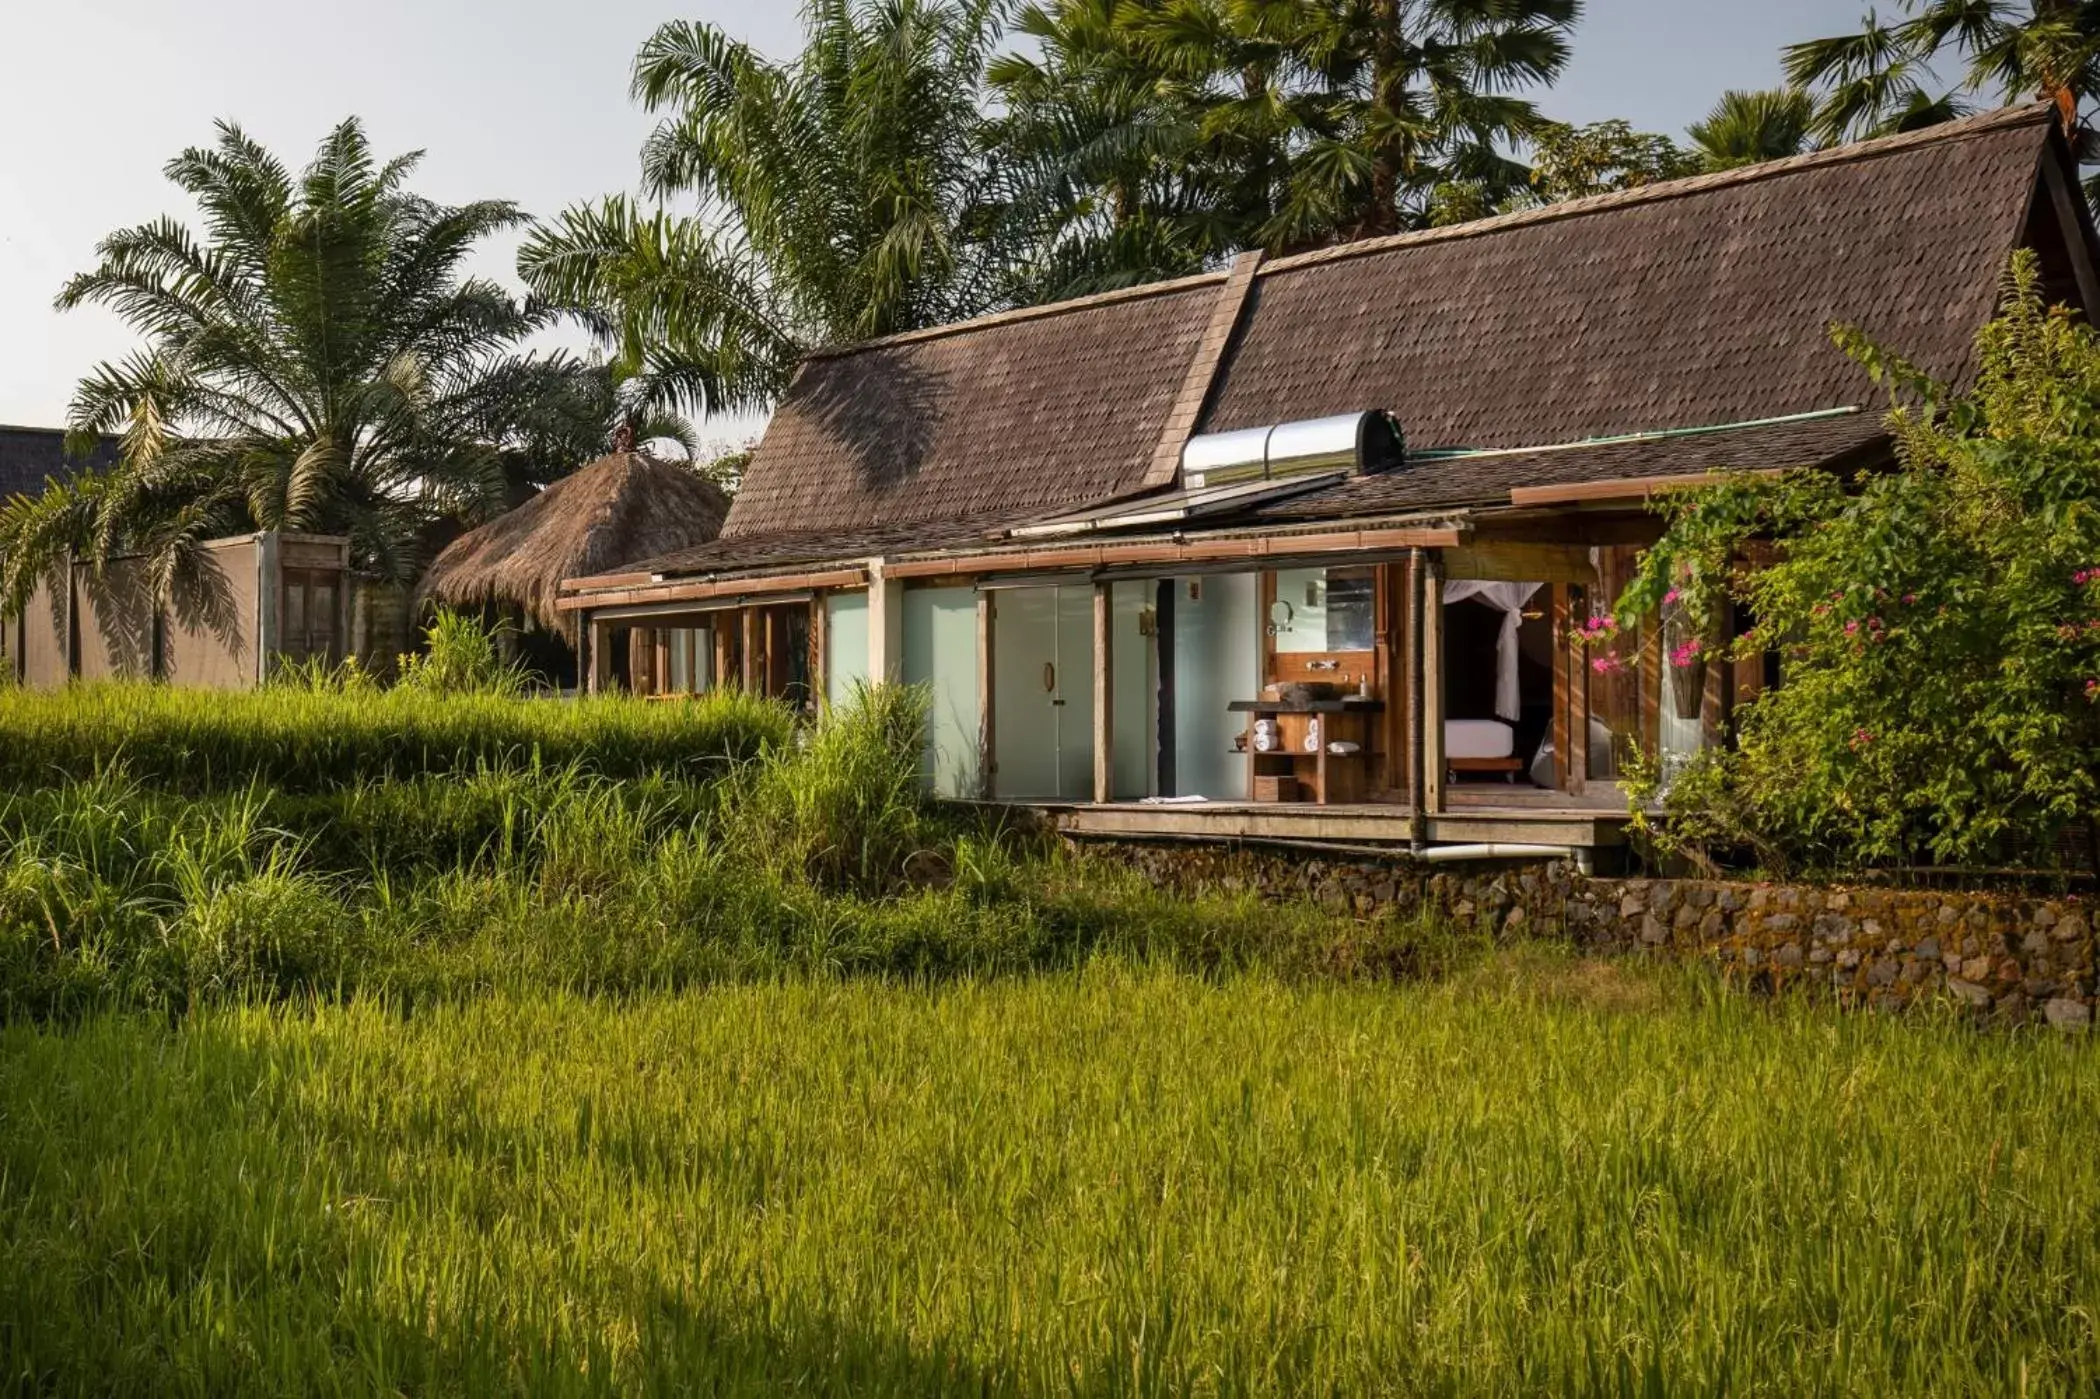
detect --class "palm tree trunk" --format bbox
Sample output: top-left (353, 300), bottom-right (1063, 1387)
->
top-left (1365, 0), bottom-right (1404, 238)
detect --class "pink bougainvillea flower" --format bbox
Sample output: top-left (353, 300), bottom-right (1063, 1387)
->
top-left (1590, 654), bottom-right (1626, 675)
top-left (2074, 568), bottom-right (2097, 586)
top-left (2087, 678), bottom-right (2100, 700)
top-left (1850, 728), bottom-right (1875, 748)
top-left (1843, 619), bottom-right (1860, 635)
top-left (1663, 588), bottom-right (1680, 605)
top-left (1668, 639), bottom-right (1703, 668)
top-left (1901, 593), bottom-right (1918, 605)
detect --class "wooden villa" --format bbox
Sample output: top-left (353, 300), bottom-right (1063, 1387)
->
top-left (558, 104), bottom-right (2100, 860)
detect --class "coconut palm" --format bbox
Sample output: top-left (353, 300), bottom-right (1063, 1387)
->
top-left (1782, 2), bottom-right (2098, 148)
top-left (1687, 89), bottom-right (1818, 169)
top-left (520, 0), bottom-right (1027, 422)
top-left (0, 118), bottom-right (604, 613)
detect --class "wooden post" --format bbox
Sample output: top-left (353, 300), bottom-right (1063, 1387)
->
top-left (587, 616), bottom-right (614, 695)
top-left (1702, 598), bottom-right (1733, 751)
top-left (629, 626), bottom-right (653, 695)
top-left (654, 630), bottom-right (672, 695)
top-left (1550, 583), bottom-right (1572, 794)
top-left (747, 604), bottom-right (764, 693)
top-left (977, 592), bottom-right (996, 800)
top-left (1404, 552), bottom-right (1425, 832)
top-left (1422, 561), bottom-right (1445, 815)
top-left (713, 622), bottom-right (733, 695)
top-left (1092, 582), bottom-right (1113, 804)
top-left (810, 593), bottom-right (829, 711)
top-left (1568, 585), bottom-right (1591, 793)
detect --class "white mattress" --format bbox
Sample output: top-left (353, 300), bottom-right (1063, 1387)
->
top-left (1445, 718), bottom-right (1515, 760)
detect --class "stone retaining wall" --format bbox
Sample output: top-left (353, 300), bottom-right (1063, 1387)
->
top-left (1084, 841), bottom-right (2094, 1029)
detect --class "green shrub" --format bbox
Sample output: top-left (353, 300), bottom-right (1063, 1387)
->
top-left (1623, 252), bottom-right (2100, 876)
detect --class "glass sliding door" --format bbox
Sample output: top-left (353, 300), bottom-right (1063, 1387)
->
top-left (825, 591), bottom-right (870, 712)
top-left (901, 586), bottom-right (981, 798)
top-left (1168, 572), bottom-right (1257, 800)
top-left (990, 584), bottom-right (1097, 800)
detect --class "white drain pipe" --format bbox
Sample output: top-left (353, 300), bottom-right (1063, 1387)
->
top-left (1412, 843), bottom-right (1594, 873)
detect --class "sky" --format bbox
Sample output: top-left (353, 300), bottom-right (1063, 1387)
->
top-left (0, 0), bottom-right (1864, 440)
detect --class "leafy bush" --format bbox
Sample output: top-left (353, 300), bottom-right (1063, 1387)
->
top-left (1623, 253), bottom-right (2100, 876)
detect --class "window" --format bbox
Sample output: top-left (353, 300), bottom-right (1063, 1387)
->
top-left (1270, 567), bottom-right (1375, 653)
top-left (279, 568), bottom-right (341, 662)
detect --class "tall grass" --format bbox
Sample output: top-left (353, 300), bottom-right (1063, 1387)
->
top-left (0, 681), bottom-right (1439, 1020)
top-left (0, 682), bottom-right (791, 793)
top-left (0, 961), bottom-right (2094, 1396)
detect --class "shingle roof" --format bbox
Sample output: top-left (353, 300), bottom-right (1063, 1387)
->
top-left (1203, 104), bottom-right (2057, 452)
top-left (723, 273), bottom-right (1227, 539)
top-left (684, 103), bottom-right (2071, 575)
top-left (1257, 412), bottom-right (1891, 522)
top-left (0, 426), bottom-right (118, 502)
top-left (621, 515), bottom-right (1010, 582)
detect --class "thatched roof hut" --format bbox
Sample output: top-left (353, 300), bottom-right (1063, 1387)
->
top-left (418, 451), bottom-right (729, 632)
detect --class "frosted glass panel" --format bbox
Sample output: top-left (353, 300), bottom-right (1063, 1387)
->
top-left (902, 587), bottom-right (980, 798)
top-left (825, 591), bottom-right (870, 711)
top-left (992, 587), bottom-right (1061, 800)
top-left (1111, 582), bottom-right (1155, 800)
top-left (1055, 587), bottom-right (1095, 800)
top-left (991, 585), bottom-right (1099, 800)
top-left (1171, 573), bottom-right (1257, 799)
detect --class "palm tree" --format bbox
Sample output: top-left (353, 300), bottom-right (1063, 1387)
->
top-left (1687, 89), bottom-right (1817, 169)
top-left (988, 0), bottom-right (1229, 296)
top-left (520, 0), bottom-right (1026, 423)
top-left (0, 118), bottom-right (604, 614)
top-left (1133, 0), bottom-right (1584, 247)
top-left (1782, 3), bottom-right (2098, 148)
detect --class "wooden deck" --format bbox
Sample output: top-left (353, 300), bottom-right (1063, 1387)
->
top-left (995, 786), bottom-right (1631, 851)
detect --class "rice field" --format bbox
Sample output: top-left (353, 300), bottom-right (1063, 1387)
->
top-left (1, 680), bottom-right (2097, 1395)
top-left (3, 960), bottom-right (2097, 1396)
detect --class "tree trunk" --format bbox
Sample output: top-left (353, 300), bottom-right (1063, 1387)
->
top-left (1364, 0), bottom-right (1404, 238)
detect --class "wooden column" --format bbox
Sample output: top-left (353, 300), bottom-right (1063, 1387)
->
top-left (1421, 561), bottom-right (1445, 815)
top-left (1092, 582), bottom-right (1113, 805)
top-left (1404, 552), bottom-right (1425, 827)
top-left (1550, 583), bottom-right (1572, 793)
top-left (1568, 586), bottom-right (1591, 794)
top-left (809, 594), bottom-right (829, 711)
top-left (587, 617), bottom-right (614, 695)
top-left (977, 592), bottom-right (996, 799)
top-left (741, 607), bottom-right (758, 694)
top-left (629, 626), bottom-right (653, 695)
top-left (1702, 599), bottom-right (1734, 751)
top-left (714, 622), bottom-right (733, 695)
top-left (653, 630), bottom-right (672, 695)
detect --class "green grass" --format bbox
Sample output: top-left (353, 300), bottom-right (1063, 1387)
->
top-left (2, 957), bottom-right (2096, 1396)
top-left (3, 678), bottom-right (2097, 1394)
top-left (0, 682), bottom-right (792, 793)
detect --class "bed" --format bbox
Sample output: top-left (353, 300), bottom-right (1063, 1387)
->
top-left (1445, 718), bottom-right (1524, 780)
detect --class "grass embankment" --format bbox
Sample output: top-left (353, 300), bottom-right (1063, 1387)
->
top-left (0, 682), bottom-right (1429, 1020)
top-left (2, 961), bottom-right (2096, 1395)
